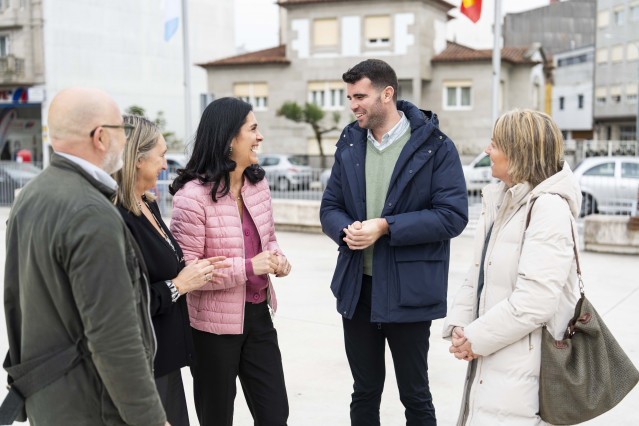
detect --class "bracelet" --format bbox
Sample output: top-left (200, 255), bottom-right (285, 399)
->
top-left (165, 280), bottom-right (180, 303)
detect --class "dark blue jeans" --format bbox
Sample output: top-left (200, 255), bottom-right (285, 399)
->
top-left (342, 275), bottom-right (436, 426)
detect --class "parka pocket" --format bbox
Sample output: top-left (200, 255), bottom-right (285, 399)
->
top-left (330, 246), bottom-right (355, 300)
top-left (394, 245), bottom-right (448, 307)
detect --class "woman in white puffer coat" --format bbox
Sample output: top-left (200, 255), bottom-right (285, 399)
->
top-left (443, 109), bottom-right (582, 425)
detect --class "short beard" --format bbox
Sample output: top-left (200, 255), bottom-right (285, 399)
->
top-left (360, 96), bottom-right (385, 131)
top-left (102, 147), bottom-right (123, 174)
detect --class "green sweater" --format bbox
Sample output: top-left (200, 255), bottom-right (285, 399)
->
top-left (363, 127), bottom-right (411, 276)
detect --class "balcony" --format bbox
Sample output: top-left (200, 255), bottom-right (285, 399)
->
top-left (0, 55), bottom-right (25, 83)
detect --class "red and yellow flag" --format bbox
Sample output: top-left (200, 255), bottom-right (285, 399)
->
top-left (461, 0), bottom-right (482, 23)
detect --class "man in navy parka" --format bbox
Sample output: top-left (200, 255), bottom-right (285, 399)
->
top-left (320, 59), bottom-right (468, 425)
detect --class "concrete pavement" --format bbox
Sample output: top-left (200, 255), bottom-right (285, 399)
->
top-left (245, 230), bottom-right (638, 426)
top-left (0, 206), bottom-right (637, 425)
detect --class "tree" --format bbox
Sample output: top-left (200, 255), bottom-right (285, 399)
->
top-left (277, 101), bottom-right (340, 169)
top-left (125, 105), bottom-right (182, 150)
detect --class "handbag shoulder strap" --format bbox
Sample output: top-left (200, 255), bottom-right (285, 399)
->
top-left (525, 196), bottom-right (583, 291)
top-left (3, 340), bottom-right (88, 398)
top-left (0, 340), bottom-right (89, 424)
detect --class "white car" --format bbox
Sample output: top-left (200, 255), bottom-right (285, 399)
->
top-left (164, 152), bottom-right (188, 180)
top-left (258, 154), bottom-right (313, 191)
top-left (573, 156), bottom-right (639, 216)
top-left (462, 152), bottom-right (499, 192)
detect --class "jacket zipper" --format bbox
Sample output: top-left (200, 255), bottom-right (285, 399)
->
top-left (141, 272), bottom-right (158, 363)
top-left (235, 192), bottom-right (247, 334)
top-left (345, 255), bottom-right (363, 317)
top-left (469, 195), bottom-right (493, 423)
top-left (468, 357), bottom-right (482, 424)
top-left (244, 196), bottom-right (274, 314)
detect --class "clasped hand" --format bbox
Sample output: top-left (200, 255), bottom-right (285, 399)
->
top-left (342, 219), bottom-right (389, 250)
top-left (449, 326), bottom-right (479, 362)
top-left (252, 250), bottom-right (291, 277)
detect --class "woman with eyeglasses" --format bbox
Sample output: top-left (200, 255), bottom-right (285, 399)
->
top-left (169, 97), bottom-right (291, 426)
top-left (113, 115), bottom-right (230, 426)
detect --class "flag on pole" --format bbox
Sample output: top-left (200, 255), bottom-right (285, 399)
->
top-left (461, 0), bottom-right (482, 23)
top-left (164, 0), bottom-right (180, 41)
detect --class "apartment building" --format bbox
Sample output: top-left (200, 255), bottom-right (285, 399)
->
top-left (594, 0), bottom-right (639, 142)
top-left (429, 42), bottom-right (546, 154)
top-left (0, 0), bottom-right (234, 163)
top-left (200, 0), bottom-right (547, 157)
top-left (504, 0), bottom-right (595, 56)
top-left (0, 0), bottom-right (44, 161)
top-left (552, 46), bottom-right (595, 140)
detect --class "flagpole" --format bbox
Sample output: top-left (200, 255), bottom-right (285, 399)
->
top-left (492, 0), bottom-right (502, 128)
top-left (181, 0), bottom-right (192, 144)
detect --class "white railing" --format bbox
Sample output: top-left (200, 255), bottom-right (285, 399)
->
top-left (155, 168), bottom-right (488, 228)
top-left (0, 161), bottom-right (43, 206)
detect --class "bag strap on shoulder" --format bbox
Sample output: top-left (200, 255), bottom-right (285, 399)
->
top-left (525, 196), bottom-right (583, 292)
top-left (0, 340), bottom-right (89, 424)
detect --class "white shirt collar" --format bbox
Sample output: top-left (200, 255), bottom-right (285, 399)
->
top-left (56, 152), bottom-right (118, 190)
top-left (367, 111), bottom-right (410, 152)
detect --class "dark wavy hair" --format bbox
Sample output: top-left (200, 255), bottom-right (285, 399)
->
top-left (169, 97), bottom-right (265, 201)
top-left (342, 59), bottom-right (398, 102)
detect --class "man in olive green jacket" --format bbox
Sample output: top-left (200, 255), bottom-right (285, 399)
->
top-left (3, 87), bottom-right (167, 425)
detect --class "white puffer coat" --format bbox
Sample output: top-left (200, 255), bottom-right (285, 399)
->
top-left (443, 162), bottom-right (582, 425)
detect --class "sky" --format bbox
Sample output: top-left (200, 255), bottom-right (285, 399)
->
top-left (234, 0), bottom-right (554, 53)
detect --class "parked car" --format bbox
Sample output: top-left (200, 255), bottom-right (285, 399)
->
top-left (164, 152), bottom-right (187, 180)
top-left (258, 154), bottom-right (313, 191)
top-left (0, 162), bottom-right (41, 205)
top-left (462, 152), bottom-right (499, 192)
top-left (573, 156), bottom-right (639, 217)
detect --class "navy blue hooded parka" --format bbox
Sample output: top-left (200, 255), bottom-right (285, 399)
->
top-left (320, 100), bottom-right (468, 323)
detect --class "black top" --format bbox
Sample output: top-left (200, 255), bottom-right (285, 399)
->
top-left (116, 199), bottom-right (195, 378)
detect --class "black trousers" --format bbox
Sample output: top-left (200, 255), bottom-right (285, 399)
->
top-left (155, 369), bottom-right (190, 426)
top-left (342, 275), bottom-right (436, 426)
top-left (190, 301), bottom-right (289, 426)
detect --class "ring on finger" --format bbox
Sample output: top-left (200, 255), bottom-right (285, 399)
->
top-left (205, 273), bottom-right (212, 281)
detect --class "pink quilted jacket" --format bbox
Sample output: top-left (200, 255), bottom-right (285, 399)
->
top-left (170, 177), bottom-right (281, 335)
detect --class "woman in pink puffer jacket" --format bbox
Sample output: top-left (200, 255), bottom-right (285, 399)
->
top-left (169, 97), bottom-right (291, 426)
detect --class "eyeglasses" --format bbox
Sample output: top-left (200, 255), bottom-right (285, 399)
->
top-left (89, 124), bottom-right (135, 139)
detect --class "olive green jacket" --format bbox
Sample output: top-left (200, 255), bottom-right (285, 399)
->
top-left (4, 154), bottom-right (166, 425)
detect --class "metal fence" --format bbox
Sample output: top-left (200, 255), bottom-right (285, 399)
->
top-left (2, 160), bottom-right (634, 229)
top-left (566, 140), bottom-right (638, 168)
top-left (154, 169), bottom-right (488, 228)
top-left (0, 161), bottom-right (43, 206)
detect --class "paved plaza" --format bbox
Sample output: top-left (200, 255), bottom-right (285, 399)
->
top-left (0, 207), bottom-right (637, 425)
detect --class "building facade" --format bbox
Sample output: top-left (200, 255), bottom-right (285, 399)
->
top-left (201, 0), bottom-right (452, 157)
top-left (504, 0), bottom-right (596, 56)
top-left (0, 0), bottom-right (45, 161)
top-left (594, 0), bottom-right (639, 143)
top-left (200, 0), bottom-right (547, 159)
top-left (1, 0), bottom-right (235, 164)
top-left (429, 42), bottom-right (546, 154)
top-left (552, 45), bottom-right (595, 140)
